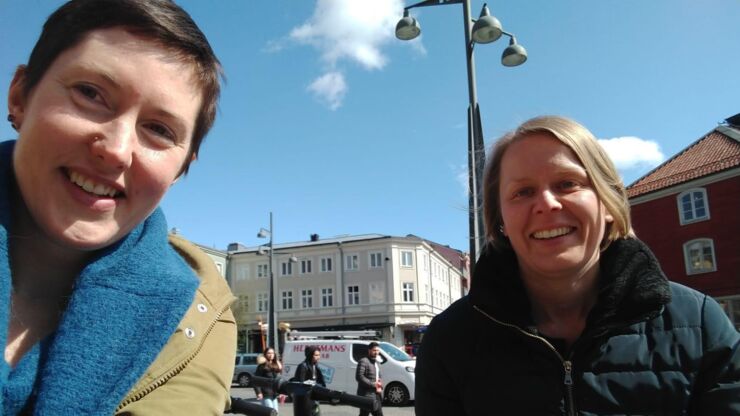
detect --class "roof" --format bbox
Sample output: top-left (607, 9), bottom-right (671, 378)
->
top-left (408, 234), bottom-right (467, 270)
top-left (627, 124), bottom-right (740, 198)
top-left (228, 233), bottom-right (392, 253)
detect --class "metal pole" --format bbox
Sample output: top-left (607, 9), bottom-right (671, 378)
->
top-left (461, 0), bottom-right (485, 274)
top-left (268, 212), bottom-right (278, 350)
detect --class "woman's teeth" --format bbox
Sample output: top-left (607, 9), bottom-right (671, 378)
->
top-left (69, 171), bottom-right (119, 198)
top-left (532, 227), bottom-right (572, 239)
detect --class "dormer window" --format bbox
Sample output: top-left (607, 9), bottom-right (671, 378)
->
top-left (677, 188), bottom-right (710, 225)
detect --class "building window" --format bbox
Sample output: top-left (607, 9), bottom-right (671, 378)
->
top-left (257, 292), bottom-right (268, 312)
top-left (281, 261), bottom-right (293, 276)
top-left (683, 238), bottom-right (717, 275)
top-left (237, 295), bottom-right (249, 311)
top-left (215, 263), bottom-right (224, 276)
top-left (346, 254), bottom-right (359, 271)
top-left (347, 285), bottom-right (360, 305)
top-left (256, 264), bottom-right (268, 278)
top-left (369, 252), bottom-right (383, 268)
top-left (402, 282), bottom-right (415, 302)
top-left (369, 282), bottom-right (385, 304)
top-left (401, 251), bottom-right (414, 268)
top-left (281, 290), bottom-right (293, 310)
top-left (321, 288), bottom-right (334, 307)
top-left (301, 259), bottom-right (312, 274)
top-left (320, 256), bottom-right (333, 273)
top-left (678, 188), bottom-right (710, 224)
top-left (423, 254), bottom-right (428, 271)
top-left (301, 289), bottom-right (313, 309)
top-left (237, 265), bottom-right (249, 281)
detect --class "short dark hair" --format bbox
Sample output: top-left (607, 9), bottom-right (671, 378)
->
top-left (20, 0), bottom-right (222, 174)
top-left (368, 342), bottom-right (379, 350)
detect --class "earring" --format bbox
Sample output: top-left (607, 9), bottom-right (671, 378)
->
top-left (7, 114), bottom-right (18, 131)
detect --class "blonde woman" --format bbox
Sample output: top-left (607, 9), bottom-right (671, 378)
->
top-left (416, 116), bottom-right (739, 415)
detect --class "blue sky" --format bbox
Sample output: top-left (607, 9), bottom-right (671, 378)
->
top-left (1, 0), bottom-right (738, 253)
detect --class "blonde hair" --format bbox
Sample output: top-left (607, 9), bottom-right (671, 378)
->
top-left (483, 115), bottom-right (634, 251)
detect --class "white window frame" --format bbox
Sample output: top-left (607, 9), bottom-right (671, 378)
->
top-left (236, 265), bottom-right (249, 281)
top-left (281, 261), bottom-right (293, 276)
top-left (683, 238), bottom-right (717, 275)
top-left (256, 263), bottom-right (269, 278)
top-left (401, 250), bottom-right (414, 268)
top-left (301, 289), bottom-right (314, 309)
top-left (321, 287), bottom-right (334, 308)
top-left (677, 188), bottom-right (710, 225)
top-left (347, 285), bottom-right (360, 305)
top-left (301, 259), bottom-right (312, 275)
top-left (369, 252), bottom-right (383, 269)
top-left (345, 254), bottom-right (359, 271)
top-left (369, 282), bottom-right (385, 304)
top-left (257, 292), bottom-right (268, 312)
top-left (281, 290), bottom-right (293, 310)
top-left (402, 282), bottom-right (415, 302)
top-left (320, 256), bottom-right (333, 273)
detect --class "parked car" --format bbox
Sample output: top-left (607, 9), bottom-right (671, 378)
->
top-left (232, 353), bottom-right (260, 387)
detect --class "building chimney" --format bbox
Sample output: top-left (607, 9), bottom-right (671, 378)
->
top-left (310, 234), bottom-right (319, 242)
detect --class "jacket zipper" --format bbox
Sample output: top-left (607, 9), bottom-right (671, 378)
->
top-left (473, 305), bottom-right (577, 416)
top-left (115, 302), bottom-right (231, 411)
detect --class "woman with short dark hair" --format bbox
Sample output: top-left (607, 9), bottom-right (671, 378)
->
top-left (2, 1), bottom-right (234, 414)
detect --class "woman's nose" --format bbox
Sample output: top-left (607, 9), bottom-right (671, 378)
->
top-left (90, 121), bottom-right (134, 171)
top-left (534, 189), bottom-right (562, 213)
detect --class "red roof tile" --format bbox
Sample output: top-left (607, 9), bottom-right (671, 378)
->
top-left (627, 127), bottom-right (740, 198)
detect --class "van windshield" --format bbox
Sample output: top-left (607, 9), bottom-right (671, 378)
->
top-left (379, 342), bottom-right (413, 362)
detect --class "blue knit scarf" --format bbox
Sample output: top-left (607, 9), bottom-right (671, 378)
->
top-left (0, 140), bottom-right (199, 415)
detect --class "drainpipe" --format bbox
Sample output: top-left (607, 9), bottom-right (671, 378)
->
top-left (337, 241), bottom-right (345, 326)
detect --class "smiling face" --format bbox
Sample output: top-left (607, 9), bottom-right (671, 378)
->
top-left (498, 133), bottom-right (613, 282)
top-left (9, 28), bottom-right (202, 251)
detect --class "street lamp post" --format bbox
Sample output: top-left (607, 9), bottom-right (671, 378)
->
top-left (257, 213), bottom-right (278, 350)
top-left (396, 1), bottom-right (527, 272)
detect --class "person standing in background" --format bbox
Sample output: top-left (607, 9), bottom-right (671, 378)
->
top-left (356, 342), bottom-right (384, 416)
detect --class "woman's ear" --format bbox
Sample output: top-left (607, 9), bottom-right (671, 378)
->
top-left (7, 66), bottom-right (29, 129)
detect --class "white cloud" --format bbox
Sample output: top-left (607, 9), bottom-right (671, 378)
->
top-left (307, 71), bottom-right (347, 111)
top-left (286, 0), bottom-right (405, 109)
top-left (290, 0), bottom-right (403, 70)
top-left (597, 136), bottom-right (665, 170)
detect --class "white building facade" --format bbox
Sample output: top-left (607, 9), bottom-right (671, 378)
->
top-left (226, 234), bottom-right (468, 353)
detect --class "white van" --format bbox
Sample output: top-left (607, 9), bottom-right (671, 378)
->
top-left (281, 333), bottom-right (416, 406)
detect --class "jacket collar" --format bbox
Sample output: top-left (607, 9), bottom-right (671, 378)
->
top-left (469, 238), bottom-right (671, 331)
top-left (0, 140), bottom-right (199, 414)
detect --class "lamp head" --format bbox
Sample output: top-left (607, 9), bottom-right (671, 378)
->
top-left (257, 228), bottom-right (270, 239)
top-left (501, 36), bottom-right (527, 67)
top-left (396, 9), bottom-right (421, 41)
top-left (257, 246), bottom-right (269, 256)
top-left (472, 5), bottom-right (502, 44)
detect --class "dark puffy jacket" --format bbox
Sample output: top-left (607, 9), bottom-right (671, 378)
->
top-left (415, 238), bottom-right (740, 415)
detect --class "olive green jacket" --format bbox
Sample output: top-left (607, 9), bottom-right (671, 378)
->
top-left (116, 235), bottom-right (237, 415)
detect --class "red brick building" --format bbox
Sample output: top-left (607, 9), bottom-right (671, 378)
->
top-left (627, 114), bottom-right (740, 329)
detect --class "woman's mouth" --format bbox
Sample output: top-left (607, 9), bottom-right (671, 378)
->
top-left (67, 170), bottom-right (122, 198)
top-left (531, 227), bottom-right (574, 240)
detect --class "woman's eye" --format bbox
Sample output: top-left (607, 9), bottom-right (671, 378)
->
top-left (513, 188), bottom-right (533, 198)
top-left (74, 84), bottom-right (102, 102)
top-left (144, 123), bottom-right (176, 142)
top-left (560, 180), bottom-right (577, 189)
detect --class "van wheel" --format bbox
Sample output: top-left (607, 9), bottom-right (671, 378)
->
top-left (384, 382), bottom-right (409, 406)
top-left (237, 373), bottom-right (251, 387)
